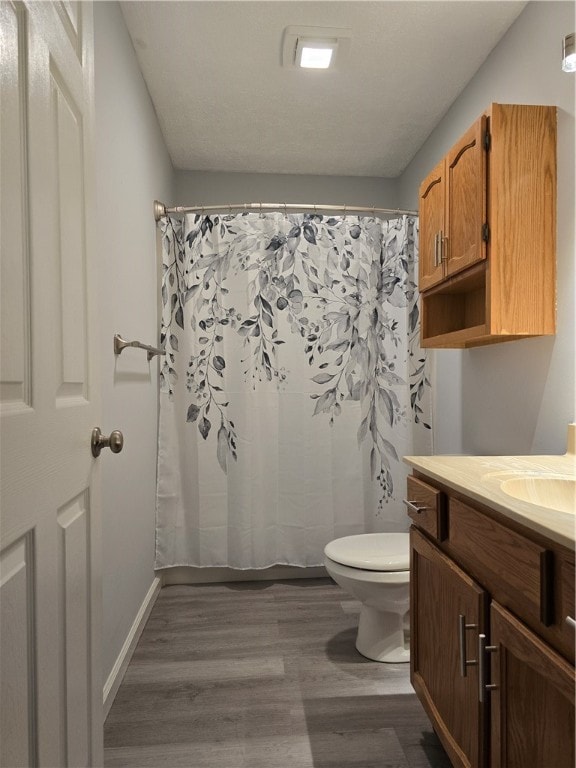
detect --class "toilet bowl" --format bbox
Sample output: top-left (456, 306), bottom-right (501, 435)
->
top-left (324, 533), bottom-right (410, 663)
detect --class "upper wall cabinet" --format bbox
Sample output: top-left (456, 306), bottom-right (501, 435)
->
top-left (418, 104), bottom-right (556, 349)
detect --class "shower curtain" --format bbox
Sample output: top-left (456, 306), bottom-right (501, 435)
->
top-left (156, 212), bottom-right (432, 569)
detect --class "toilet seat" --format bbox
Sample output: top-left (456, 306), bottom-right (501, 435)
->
top-left (324, 556), bottom-right (409, 584)
top-left (324, 533), bottom-right (409, 571)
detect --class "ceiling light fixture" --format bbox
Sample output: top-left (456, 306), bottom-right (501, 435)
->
top-left (562, 33), bottom-right (576, 72)
top-left (298, 40), bottom-right (337, 69)
top-left (282, 26), bottom-right (352, 71)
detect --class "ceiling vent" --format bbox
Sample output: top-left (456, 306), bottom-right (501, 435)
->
top-left (282, 26), bottom-right (352, 70)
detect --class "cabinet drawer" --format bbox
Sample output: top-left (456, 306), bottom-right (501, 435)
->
top-left (405, 476), bottom-right (447, 540)
top-left (447, 498), bottom-right (552, 628)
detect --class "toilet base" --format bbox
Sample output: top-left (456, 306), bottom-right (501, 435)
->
top-left (355, 605), bottom-right (410, 663)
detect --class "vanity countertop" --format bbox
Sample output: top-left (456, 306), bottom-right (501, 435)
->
top-left (404, 428), bottom-right (576, 549)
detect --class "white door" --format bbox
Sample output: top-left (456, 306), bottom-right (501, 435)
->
top-left (1, 2), bottom-right (103, 766)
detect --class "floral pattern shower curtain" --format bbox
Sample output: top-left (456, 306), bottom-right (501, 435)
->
top-left (156, 212), bottom-right (432, 569)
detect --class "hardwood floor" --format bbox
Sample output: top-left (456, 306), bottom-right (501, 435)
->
top-left (104, 578), bottom-right (451, 768)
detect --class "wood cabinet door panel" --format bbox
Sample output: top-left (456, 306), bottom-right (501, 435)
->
top-left (411, 528), bottom-right (488, 768)
top-left (446, 115), bottom-right (487, 278)
top-left (418, 159), bottom-right (445, 291)
top-left (490, 602), bottom-right (575, 768)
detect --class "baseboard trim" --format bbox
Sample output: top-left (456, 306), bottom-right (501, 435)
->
top-left (103, 576), bottom-right (161, 718)
top-left (159, 564), bottom-right (328, 585)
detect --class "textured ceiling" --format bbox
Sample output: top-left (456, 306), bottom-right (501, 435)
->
top-left (120, 1), bottom-right (527, 177)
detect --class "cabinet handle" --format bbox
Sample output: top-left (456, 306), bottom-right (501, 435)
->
top-left (458, 614), bottom-right (478, 677)
top-left (478, 633), bottom-right (498, 703)
top-left (438, 230), bottom-right (443, 264)
top-left (434, 232), bottom-right (439, 267)
top-left (540, 549), bottom-right (554, 626)
top-left (403, 499), bottom-right (428, 514)
top-left (566, 616), bottom-right (576, 630)
top-left (441, 234), bottom-right (448, 263)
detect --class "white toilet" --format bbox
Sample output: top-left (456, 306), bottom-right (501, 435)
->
top-left (324, 533), bottom-right (410, 663)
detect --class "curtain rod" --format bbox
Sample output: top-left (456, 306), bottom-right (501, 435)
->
top-left (153, 200), bottom-right (417, 223)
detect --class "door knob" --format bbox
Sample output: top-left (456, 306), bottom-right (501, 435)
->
top-left (91, 427), bottom-right (124, 457)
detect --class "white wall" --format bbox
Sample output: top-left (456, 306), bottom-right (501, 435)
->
top-left (94, 2), bottom-right (173, 684)
top-left (398, 1), bottom-right (575, 456)
top-left (175, 170), bottom-right (399, 211)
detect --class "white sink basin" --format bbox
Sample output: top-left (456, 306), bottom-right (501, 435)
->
top-left (500, 476), bottom-right (576, 514)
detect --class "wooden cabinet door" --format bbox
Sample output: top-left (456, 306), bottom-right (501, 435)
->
top-left (445, 115), bottom-right (487, 278)
top-left (418, 158), bottom-right (445, 291)
top-left (489, 602), bottom-right (575, 768)
top-left (411, 528), bottom-right (488, 768)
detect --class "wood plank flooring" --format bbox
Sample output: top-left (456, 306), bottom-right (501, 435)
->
top-left (104, 578), bottom-right (451, 768)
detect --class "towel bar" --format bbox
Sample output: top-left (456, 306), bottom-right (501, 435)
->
top-left (114, 334), bottom-right (165, 362)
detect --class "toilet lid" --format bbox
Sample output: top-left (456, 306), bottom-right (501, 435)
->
top-left (324, 533), bottom-right (409, 571)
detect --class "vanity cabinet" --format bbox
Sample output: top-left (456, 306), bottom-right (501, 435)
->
top-left (407, 473), bottom-right (575, 768)
top-left (418, 103), bottom-right (556, 348)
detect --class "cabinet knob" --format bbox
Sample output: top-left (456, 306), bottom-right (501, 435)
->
top-left (566, 616), bottom-right (576, 630)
